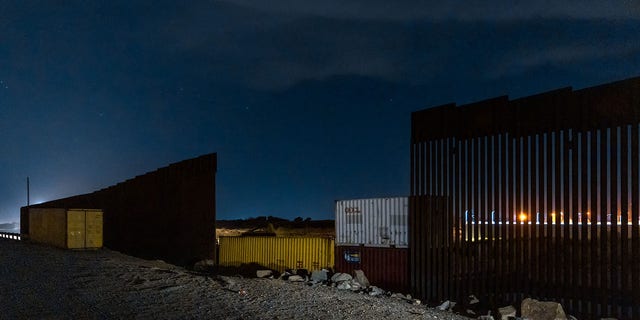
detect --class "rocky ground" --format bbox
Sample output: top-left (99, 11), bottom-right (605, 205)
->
top-left (0, 239), bottom-right (470, 319)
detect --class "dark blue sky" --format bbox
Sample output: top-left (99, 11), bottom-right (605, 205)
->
top-left (1, 1), bottom-right (640, 222)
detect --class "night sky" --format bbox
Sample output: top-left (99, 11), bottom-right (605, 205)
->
top-left (2, 1), bottom-right (640, 223)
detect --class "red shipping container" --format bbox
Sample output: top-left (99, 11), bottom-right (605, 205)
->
top-left (334, 245), bottom-right (409, 293)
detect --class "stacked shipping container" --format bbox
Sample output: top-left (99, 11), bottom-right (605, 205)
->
top-left (335, 197), bottom-right (409, 293)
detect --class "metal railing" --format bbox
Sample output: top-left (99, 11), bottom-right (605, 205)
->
top-left (0, 232), bottom-right (21, 241)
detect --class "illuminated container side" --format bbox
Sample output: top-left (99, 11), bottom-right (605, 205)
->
top-left (28, 208), bottom-right (103, 249)
top-left (335, 197), bottom-right (408, 248)
top-left (29, 208), bottom-right (67, 248)
top-left (218, 236), bottom-right (334, 272)
top-left (85, 210), bottom-right (103, 248)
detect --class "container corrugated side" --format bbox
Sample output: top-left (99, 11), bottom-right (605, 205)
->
top-left (29, 208), bottom-right (67, 248)
top-left (66, 210), bottom-right (86, 249)
top-left (334, 245), bottom-right (409, 293)
top-left (335, 197), bottom-right (408, 248)
top-left (218, 236), bottom-right (334, 272)
top-left (28, 208), bottom-right (103, 249)
top-left (85, 210), bottom-right (103, 248)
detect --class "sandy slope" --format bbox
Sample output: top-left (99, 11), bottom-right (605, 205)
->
top-left (0, 239), bottom-right (469, 319)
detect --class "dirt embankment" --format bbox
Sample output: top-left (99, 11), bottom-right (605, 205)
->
top-left (216, 217), bottom-right (335, 238)
top-left (0, 239), bottom-right (469, 319)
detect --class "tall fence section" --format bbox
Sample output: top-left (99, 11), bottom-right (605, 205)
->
top-left (410, 77), bottom-right (640, 319)
top-left (21, 153), bottom-right (217, 266)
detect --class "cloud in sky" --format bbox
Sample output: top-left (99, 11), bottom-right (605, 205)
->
top-left (161, 3), bottom-right (640, 90)
top-left (3, 0), bottom-right (640, 92)
top-left (491, 43), bottom-right (640, 79)
top-left (219, 0), bottom-right (640, 21)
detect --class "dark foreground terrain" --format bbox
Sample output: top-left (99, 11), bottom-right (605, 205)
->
top-left (0, 239), bottom-right (469, 319)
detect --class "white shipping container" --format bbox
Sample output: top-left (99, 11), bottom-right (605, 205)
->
top-left (335, 197), bottom-right (408, 248)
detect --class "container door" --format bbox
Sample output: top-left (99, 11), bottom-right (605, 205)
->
top-left (85, 210), bottom-right (103, 248)
top-left (67, 210), bottom-right (86, 249)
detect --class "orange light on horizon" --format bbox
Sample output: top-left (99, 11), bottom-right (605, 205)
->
top-left (519, 213), bottom-right (527, 223)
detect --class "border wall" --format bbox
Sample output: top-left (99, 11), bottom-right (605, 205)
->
top-left (410, 77), bottom-right (640, 319)
top-left (21, 153), bottom-right (217, 266)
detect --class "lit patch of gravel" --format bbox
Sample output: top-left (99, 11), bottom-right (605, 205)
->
top-left (0, 239), bottom-right (470, 319)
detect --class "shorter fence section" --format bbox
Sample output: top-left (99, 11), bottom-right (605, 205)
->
top-left (0, 232), bottom-right (21, 240)
top-left (218, 236), bottom-right (334, 272)
top-left (335, 245), bottom-right (409, 293)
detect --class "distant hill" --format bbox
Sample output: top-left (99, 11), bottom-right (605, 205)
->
top-left (216, 216), bottom-right (334, 238)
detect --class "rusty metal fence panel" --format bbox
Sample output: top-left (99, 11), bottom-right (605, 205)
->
top-left (410, 77), bottom-right (640, 319)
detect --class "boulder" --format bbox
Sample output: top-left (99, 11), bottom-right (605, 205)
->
top-left (463, 294), bottom-right (489, 317)
top-left (296, 269), bottom-right (310, 278)
top-left (497, 305), bottom-right (516, 320)
top-left (369, 286), bottom-right (385, 296)
top-left (288, 275), bottom-right (305, 282)
top-left (521, 298), bottom-right (567, 320)
top-left (436, 300), bottom-right (452, 311)
top-left (331, 273), bottom-right (353, 283)
top-left (337, 282), bottom-right (352, 290)
top-left (391, 293), bottom-right (405, 299)
top-left (349, 280), bottom-right (361, 291)
top-left (311, 270), bottom-right (328, 282)
top-left (256, 270), bottom-right (273, 278)
top-left (498, 306), bottom-right (516, 320)
top-left (354, 270), bottom-right (370, 288)
top-left (392, 293), bottom-right (416, 303)
top-left (193, 259), bottom-right (215, 272)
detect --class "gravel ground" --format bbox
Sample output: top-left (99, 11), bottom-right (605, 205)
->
top-left (0, 239), bottom-right (470, 319)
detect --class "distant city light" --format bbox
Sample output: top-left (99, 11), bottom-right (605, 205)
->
top-left (519, 213), bottom-right (527, 223)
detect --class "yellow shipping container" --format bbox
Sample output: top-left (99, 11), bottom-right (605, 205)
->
top-left (28, 208), bottom-right (103, 249)
top-left (218, 236), bottom-right (334, 272)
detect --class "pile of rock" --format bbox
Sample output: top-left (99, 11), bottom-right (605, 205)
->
top-left (328, 270), bottom-right (421, 304)
top-left (254, 268), bottom-right (422, 305)
top-left (435, 295), bottom-right (575, 320)
top-left (275, 268), bottom-right (314, 282)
